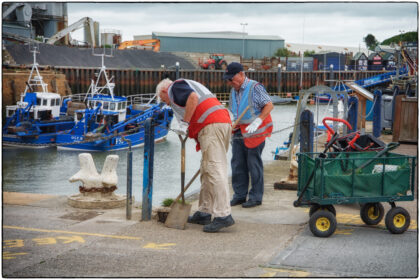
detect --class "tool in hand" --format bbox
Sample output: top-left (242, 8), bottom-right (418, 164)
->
top-left (165, 134), bottom-right (194, 230)
top-left (232, 105), bottom-right (250, 131)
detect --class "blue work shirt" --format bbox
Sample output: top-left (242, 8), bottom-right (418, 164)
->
top-left (234, 77), bottom-right (271, 112)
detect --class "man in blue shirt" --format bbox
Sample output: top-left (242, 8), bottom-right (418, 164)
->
top-left (223, 62), bottom-right (273, 208)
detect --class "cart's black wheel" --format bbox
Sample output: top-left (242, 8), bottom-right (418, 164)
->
top-left (309, 204), bottom-right (336, 217)
top-left (385, 207), bottom-right (411, 234)
top-left (309, 210), bottom-right (337, 237)
top-left (360, 202), bottom-right (384, 225)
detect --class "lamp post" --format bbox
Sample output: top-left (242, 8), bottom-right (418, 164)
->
top-left (240, 22), bottom-right (248, 59)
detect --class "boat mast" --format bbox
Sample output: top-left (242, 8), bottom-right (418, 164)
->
top-left (91, 47), bottom-right (115, 100)
top-left (25, 46), bottom-right (48, 95)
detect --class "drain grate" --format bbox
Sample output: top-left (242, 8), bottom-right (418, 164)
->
top-left (59, 211), bottom-right (103, 221)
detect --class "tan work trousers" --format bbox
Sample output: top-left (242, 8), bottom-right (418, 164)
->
top-left (197, 123), bottom-right (232, 217)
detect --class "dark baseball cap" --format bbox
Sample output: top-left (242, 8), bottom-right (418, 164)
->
top-left (223, 62), bottom-right (243, 80)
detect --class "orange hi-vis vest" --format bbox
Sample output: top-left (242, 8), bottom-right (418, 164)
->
top-left (238, 115), bottom-right (273, 148)
top-left (168, 79), bottom-right (231, 150)
top-left (229, 79), bottom-right (273, 148)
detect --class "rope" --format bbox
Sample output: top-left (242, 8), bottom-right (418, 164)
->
top-left (161, 121), bottom-right (301, 142)
top-left (357, 95), bottom-right (377, 119)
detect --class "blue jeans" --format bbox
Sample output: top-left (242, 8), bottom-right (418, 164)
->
top-left (231, 130), bottom-right (265, 202)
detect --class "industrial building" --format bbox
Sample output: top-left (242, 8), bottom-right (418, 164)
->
top-left (285, 42), bottom-right (370, 56)
top-left (3, 3), bottom-right (68, 43)
top-left (149, 31), bottom-right (284, 59)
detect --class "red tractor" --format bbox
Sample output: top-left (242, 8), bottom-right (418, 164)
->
top-left (199, 54), bottom-right (228, 70)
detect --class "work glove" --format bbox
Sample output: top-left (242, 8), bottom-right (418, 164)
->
top-left (173, 120), bottom-right (189, 136)
top-left (245, 117), bottom-right (262, 133)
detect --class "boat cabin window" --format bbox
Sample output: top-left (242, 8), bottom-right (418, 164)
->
top-left (118, 102), bottom-right (122, 110)
top-left (76, 112), bottom-right (84, 121)
top-left (110, 102), bottom-right (116, 110)
top-left (43, 99), bottom-right (48, 106)
top-left (56, 98), bottom-right (60, 106)
top-left (123, 102), bottom-right (127, 109)
top-left (103, 102), bottom-right (109, 110)
top-left (7, 109), bottom-right (15, 117)
top-left (51, 99), bottom-right (55, 106)
top-left (95, 101), bottom-right (102, 108)
top-left (37, 98), bottom-right (41, 105)
top-left (96, 115), bottom-right (104, 124)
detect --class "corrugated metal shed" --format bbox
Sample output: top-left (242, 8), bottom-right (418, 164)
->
top-left (152, 31), bottom-right (284, 59)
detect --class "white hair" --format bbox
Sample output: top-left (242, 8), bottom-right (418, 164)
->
top-left (155, 78), bottom-right (173, 96)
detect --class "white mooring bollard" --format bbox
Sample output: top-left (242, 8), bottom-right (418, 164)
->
top-left (67, 153), bottom-right (125, 209)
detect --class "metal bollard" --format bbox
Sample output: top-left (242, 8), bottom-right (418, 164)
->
top-left (372, 89), bottom-right (382, 138)
top-left (142, 118), bottom-right (155, 221)
top-left (121, 136), bottom-right (132, 220)
top-left (300, 109), bottom-right (314, 153)
top-left (348, 96), bottom-right (358, 133)
top-left (277, 64), bottom-right (282, 94)
top-left (175, 62), bottom-right (180, 80)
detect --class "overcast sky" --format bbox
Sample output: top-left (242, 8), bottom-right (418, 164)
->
top-left (67, 2), bottom-right (418, 47)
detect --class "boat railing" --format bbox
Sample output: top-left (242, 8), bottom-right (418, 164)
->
top-left (126, 93), bottom-right (157, 106)
top-left (62, 93), bottom-right (89, 103)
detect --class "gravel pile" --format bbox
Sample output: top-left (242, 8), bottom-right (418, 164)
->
top-left (5, 43), bottom-right (196, 69)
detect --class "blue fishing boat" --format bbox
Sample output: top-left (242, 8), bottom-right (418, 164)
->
top-left (2, 48), bottom-right (75, 148)
top-left (56, 54), bottom-right (173, 151)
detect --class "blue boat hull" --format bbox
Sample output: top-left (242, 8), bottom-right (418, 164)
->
top-left (3, 133), bottom-right (60, 148)
top-left (56, 125), bottom-right (170, 151)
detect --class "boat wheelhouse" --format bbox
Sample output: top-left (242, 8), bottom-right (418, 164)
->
top-left (56, 50), bottom-right (172, 151)
top-left (3, 48), bottom-right (75, 148)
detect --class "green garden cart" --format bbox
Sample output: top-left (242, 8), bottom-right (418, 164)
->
top-left (294, 143), bottom-right (416, 238)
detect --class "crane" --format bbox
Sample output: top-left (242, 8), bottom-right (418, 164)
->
top-left (117, 39), bottom-right (160, 52)
top-left (46, 17), bottom-right (96, 47)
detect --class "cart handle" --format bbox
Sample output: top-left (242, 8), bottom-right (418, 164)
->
top-left (323, 117), bottom-right (353, 142)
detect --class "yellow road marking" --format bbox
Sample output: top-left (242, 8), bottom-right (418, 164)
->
top-left (260, 272), bottom-right (277, 277)
top-left (335, 228), bottom-right (354, 235)
top-left (143, 242), bottom-right (176, 250)
top-left (33, 237), bottom-right (57, 245)
top-left (3, 251), bottom-right (28, 260)
top-left (337, 213), bottom-right (418, 230)
top-left (260, 267), bottom-right (310, 277)
top-left (3, 225), bottom-right (142, 240)
top-left (57, 235), bottom-right (85, 244)
top-left (3, 239), bottom-right (24, 248)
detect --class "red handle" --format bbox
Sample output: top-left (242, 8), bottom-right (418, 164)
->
top-left (322, 117), bottom-right (352, 135)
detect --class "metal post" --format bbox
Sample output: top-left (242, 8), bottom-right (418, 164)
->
top-left (348, 96), bottom-right (358, 133)
top-left (175, 62), bottom-right (180, 80)
top-left (391, 86), bottom-right (400, 131)
top-left (300, 109), bottom-right (314, 153)
top-left (121, 136), bottom-right (132, 220)
top-left (329, 64), bottom-right (334, 87)
top-left (343, 92), bottom-right (349, 135)
top-left (142, 118), bottom-right (154, 221)
top-left (372, 89), bottom-right (382, 138)
top-left (277, 64), bottom-right (282, 94)
top-left (240, 22), bottom-right (248, 59)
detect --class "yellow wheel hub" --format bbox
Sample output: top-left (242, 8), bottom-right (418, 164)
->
top-left (368, 206), bottom-right (379, 219)
top-left (316, 217), bottom-right (330, 232)
top-left (393, 214), bottom-right (406, 228)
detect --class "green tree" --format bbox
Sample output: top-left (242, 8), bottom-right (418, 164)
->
top-left (364, 34), bottom-right (379, 51)
top-left (274, 48), bottom-right (292, 57)
top-left (304, 50), bottom-right (315, 57)
top-left (382, 31), bottom-right (418, 45)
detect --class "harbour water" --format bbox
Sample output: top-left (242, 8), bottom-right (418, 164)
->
top-left (2, 104), bottom-right (331, 206)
